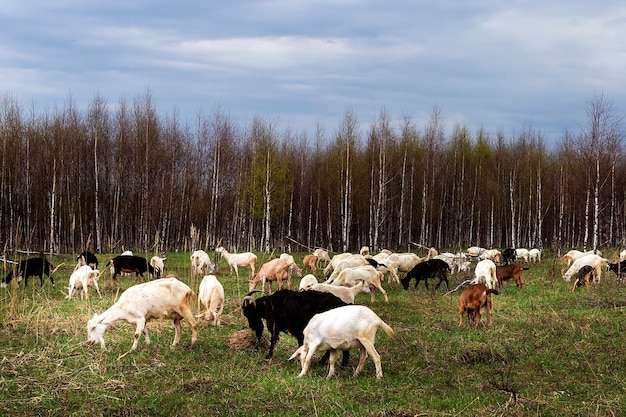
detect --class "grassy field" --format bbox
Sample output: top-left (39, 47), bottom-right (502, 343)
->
top-left (1, 250), bottom-right (625, 417)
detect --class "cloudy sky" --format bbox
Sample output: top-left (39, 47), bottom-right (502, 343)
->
top-left (2, 1), bottom-right (625, 145)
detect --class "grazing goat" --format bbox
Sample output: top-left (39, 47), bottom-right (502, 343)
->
top-left (607, 260), bottom-right (626, 283)
top-left (106, 255), bottom-right (154, 282)
top-left (471, 259), bottom-right (498, 289)
top-left (215, 246), bottom-right (257, 278)
top-left (67, 265), bottom-right (102, 300)
top-left (197, 275), bottom-right (224, 326)
top-left (528, 248), bottom-right (542, 263)
top-left (400, 259), bottom-right (451, 291)
top-left (249, 258), bottom-right (301, 292)
top-left (241, 289), bottom-right (348, 360)
top-left (87, 277), bottom-right (197, 350)
top-left (572, 265), bottom-right (595, 291)
top-left (313, 248), bottom-right (331, 265)
top-left (150, 256), bottom-right (166, 280)
top-left (323, 252), bottom-right (353, 277)
top-left (515, 248), bottom-right (530, 263)
top-left (303, 254), bottom-right (319, 273)
top-left (308, 281), bottom-right (371, 304)
top-left (326, 254), bottom-right (371, 281)
top-left (1, 257), bottom-right (55, 288)
top-left (434, 253), bottom-right (470, 273)
top-left (384, 252), bottom-right (422, 283)
top-left (328, 265), bottom-right (388, 302)
top-left (620, 250), bottom-right (626, 262)
top-left (467, 246), bottom-right (486, 258)
top-left (190, 250), bottom-right (215, 276)
top-left (479, 249), bottom-right (501, 263)
top-left (563, 249), bottom-right (600, 267)
top-left (496, 264), bottom-right (525, 288)
top-left (562, 254), bottom-right (609, 283)
top-left (77, 251), bottom-right (98, 269)
top-left (501, 248), bottom-right (517, 265)
top-left (458, 284), bottom-right (499, 327)
top-left (298, 274), bottom-right (318, 291)
top-left (289, 305), bottom-right (394, 379)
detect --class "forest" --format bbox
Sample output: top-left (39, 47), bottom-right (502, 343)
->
top-left (0, 91), bottom-right (624, 255)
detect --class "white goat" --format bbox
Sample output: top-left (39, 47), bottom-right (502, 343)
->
top-left (87, 277), bottom-right (198, 351)
top-left (467, 246), bottom-right (486, 258)
top-left (190, 250), bottom-right (215, 276)
top-left (67, 265), bottom-right (102, 300)
top-left (150, 256), bottom-right (166, 279)
top-left (384, 252), bottom-right (422, 283)
top-left (288, 305), bottom-right (394, 379)
top-left (298, 274), bottom-right (318, 291)
top-left (619, 250), bottom-right (626, 262)
top-left (562, 254), bottom-right (609, 283)
top-left (479, 249), bottom-right (501, 263)
top-left (309, 281), bottom-right (371, 304)
top-left (121, 250), bottom-right (133, 256)
top-left (313, 248), bottom-right (331, 265)
top-left (328, 265), bottom-right (388, 302)
top-left (563, 249), bottom-right (599, 267)
top-left (215, 246), bottom-right (257, 278)
top-left (515, 248), bottom-right (530, 263)
top-left (323, 252), bottom-right (353, 277)
top-left (528, 248), bottom-right (542, 263)
top-left (327, 254), bottom-right (370, 281)
top-left (197, 275), bottom-right (224, 326)
top-left (471, 259), bottom-right (498, 289)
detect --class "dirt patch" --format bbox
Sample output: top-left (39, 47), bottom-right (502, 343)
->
top-left (226, 329), bottom-right (269, 351)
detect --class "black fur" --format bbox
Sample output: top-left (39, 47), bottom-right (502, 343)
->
top-left (2, 257), bottom-right (54, 287)
top-left (400, 258), bottom-right (451, 291)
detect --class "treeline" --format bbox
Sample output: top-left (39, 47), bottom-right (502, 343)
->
top-left (1, 91), bottom-right (624, 255)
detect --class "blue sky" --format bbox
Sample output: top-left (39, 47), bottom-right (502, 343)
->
top-left (2, 1), bottom-right (625, 144)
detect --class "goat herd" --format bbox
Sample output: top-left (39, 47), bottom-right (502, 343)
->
top-left (2, 245), bottom-right (626, 379)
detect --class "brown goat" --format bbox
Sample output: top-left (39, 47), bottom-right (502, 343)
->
top-left (458, 284), bottom-right (499, 327)
top-left (303, 254), bottom-right (319, 273)
top-left (572, 265), bottom-right (595, 291)
top-left (496, 264), bottom-right (526, 288)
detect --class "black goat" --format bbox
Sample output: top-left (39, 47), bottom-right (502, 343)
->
top-left (501, 248), bottom-right (516, 265)
top-left (608, 260), bottom-right (626, 283)
top-left (77, 250), bottom-right (99, 269)
top-left (242, 289), bottom-right (348, 360)
top-left (400, 259), bottom-right (451, 291)
top-left (2, 257), bottom-right (55, 287)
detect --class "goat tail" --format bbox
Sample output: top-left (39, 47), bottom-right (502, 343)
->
top-left (487, 289), bottom-right (499, 296)
top-left (379, 320), bottom-right (395, 339)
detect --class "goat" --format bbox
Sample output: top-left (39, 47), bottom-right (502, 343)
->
top-left (470, 259), bottom-right (498, 289)
top-left (458, 284), bottom-right (498, 327)
top-left (326, 254), bottom-right (371, 281)
top-left (384, 252), bottom-right (422, 283)
top-left (106, 255), bottom-right (154, 282)
top-left (150, 256), bottom-right (166, 280)
top-left (467, 246), bottom-right (486, 258)
top-left (215, 246), bottom-right (257, 278)
top-left (563, 249), bottom-right (600, 267)
top-left (562, 254), bottom-right (609, 283)
top-left (298, 274), bottom-right (319, 291)
top-left (572, 265), bottom-right (595, 291)
top-left (323, 252), bottom-right (353, 277)
top-left (197, 275), bottom-right (224, 326)
top-left (528, 248), bottom-right (542, 263)
top-left (241, 289), bottom-right (348, 360)
top-left (479, 249), bottom-right (501, 263)
top-left (190, 250), bottom-right (215, 276)
top-left (607, 260), bottom-right (626, 283)
top-left (288, 305), bottom-right (394, 379)
top-left (620, 250), bottom-right (626, 262)
top-left (400, 259), bottom-right (451, 291)
top-left (515, 248), bottom-right (530, 263)
top-left (87, 277), bottom-right (197, 350)
top-left (303, 254), bottom-right (319, 273)
top-left (496, 264), bottom-right (526, 288)
top-left (67, 265), bottom-right (102, 300)
top-left (1, 257), bottom-right (55, 288)
top-left (77, 251), bottom-right (98, 269)
top-left (313, 248), bottom-right (331, 265)
top-left (501, 248), bottom-right (517, 265)
top-left (308, 281), bottom-right (371, 304)
top-left (327, 265), bottom-right (388, 302)
top-left (249, 258), bottom-right (301, 293)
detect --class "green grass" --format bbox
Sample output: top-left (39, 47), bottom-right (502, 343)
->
top-left (2, 251), bottom-right (626, 416)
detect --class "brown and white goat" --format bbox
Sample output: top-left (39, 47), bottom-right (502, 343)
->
top-left (572, 265), bottom-right (595, 291)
